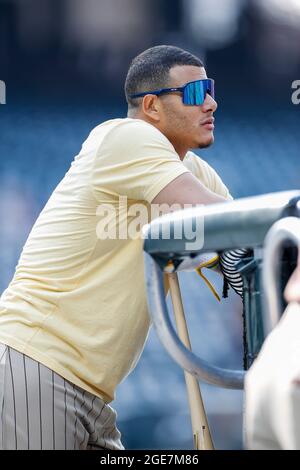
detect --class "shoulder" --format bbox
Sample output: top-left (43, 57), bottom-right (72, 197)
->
top-left (183, 151), bottom-right (217, 186)
top-left (100, 118), bottom-right (175, 151)
top-left (91, 118), bottom-right (183, 176)
top-left (183, 151), bottom-right (233, 199)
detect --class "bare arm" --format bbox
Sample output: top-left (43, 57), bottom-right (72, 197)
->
top-left (151, 172), bottom-right (227, 206)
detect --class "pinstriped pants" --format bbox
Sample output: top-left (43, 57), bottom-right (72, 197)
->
top-left (0, 343), bottom-right (124, 450)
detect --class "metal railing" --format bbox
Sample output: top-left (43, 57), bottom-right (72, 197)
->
top-left (144, 190), bottom-right (300, 390)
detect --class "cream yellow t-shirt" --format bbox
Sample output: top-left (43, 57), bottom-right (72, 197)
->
top-left (0, 118), bottom-right (231, 402)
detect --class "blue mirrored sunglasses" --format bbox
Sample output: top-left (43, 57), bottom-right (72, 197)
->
top-left (129, 79), bottom-right (215, 106)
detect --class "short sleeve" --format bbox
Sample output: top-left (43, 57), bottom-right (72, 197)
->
top-left (92, 119), bottom-right (190, 203)
top-left (211, 167), bottom-right (233, 200)
top-left (183, 151), bottom-right (233, 200)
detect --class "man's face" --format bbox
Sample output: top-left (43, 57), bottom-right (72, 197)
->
top-left (158, 65), bottom-right (218, 155)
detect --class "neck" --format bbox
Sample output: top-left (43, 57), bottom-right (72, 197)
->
top-left (173, 143), bottom-right (188, 160)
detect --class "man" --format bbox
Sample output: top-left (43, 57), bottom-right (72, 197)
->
top-left (0, 45), bottom-right (231, 450)
top-left (245, 251), bottom-right (300, 449)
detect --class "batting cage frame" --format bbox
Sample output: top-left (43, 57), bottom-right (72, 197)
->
top-left (143, 190), bottom-right (300, 449)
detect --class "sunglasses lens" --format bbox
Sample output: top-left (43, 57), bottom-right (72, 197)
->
top-left (183, 79), bottom-right (214, 105)
top-left (207, 79), bottom-right (214, 99)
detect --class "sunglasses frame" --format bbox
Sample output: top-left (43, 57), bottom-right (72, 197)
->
top-left (129, 78), bottom-right (215, 106)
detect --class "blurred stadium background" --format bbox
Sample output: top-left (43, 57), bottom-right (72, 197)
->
top-left (0, 0), bottom-right (299, 449)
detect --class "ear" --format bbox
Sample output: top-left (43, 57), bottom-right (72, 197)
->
top-left (142, 95), bottom-right (161, 122)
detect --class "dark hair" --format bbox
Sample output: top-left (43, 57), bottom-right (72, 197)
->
top-left (124, 45), bottom-right (204, 110)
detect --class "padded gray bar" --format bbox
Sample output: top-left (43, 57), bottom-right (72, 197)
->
top-left (144, 190), bottom-right (300, 266)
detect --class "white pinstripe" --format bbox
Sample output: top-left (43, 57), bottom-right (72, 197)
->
top-left (0, 343), bottom-right (124, 450)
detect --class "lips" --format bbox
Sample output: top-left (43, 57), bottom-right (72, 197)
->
top-left (201, 117), bottom-right (215, 130)
top-left (201, 117), bottom-right (215, 126)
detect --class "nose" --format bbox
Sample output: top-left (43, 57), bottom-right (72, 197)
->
top-left (202, 93), bottom-right (218, 112)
